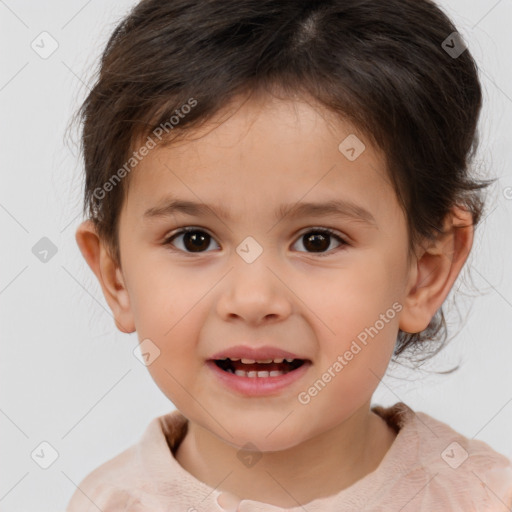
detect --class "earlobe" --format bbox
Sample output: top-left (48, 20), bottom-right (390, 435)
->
top-left (75, 220), bottom-right (136, 334)
top-left (398, 206), bottom-right (474, 334)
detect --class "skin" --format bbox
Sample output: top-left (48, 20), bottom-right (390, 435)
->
top-left (76, 92), bottom-right (474, 508)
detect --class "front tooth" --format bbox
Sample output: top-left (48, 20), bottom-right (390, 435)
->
top-left (256, 359), bottom-right (273, 364)
top-left (247, 371), bottom-right (258, 378)
top-left (241, 358), bottom-right (255, 364)
top-left (273, 358), bottom-right (284, 363)
top-left (256, 371), bottom-right (270, 378)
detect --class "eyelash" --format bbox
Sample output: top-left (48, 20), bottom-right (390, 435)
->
top-left (162, 226), bottom-right (349, 257)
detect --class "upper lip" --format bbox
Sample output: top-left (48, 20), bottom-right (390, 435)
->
top-left (209, 345), bottom-right (310, 361)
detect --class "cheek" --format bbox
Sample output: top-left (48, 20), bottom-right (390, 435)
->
top-left (127, 254), bottom-right (191, 332)
top-left (301, 255), bottom-right (402, 393)
top-left (304, 255), bottom-right (402, 335)
top-left (138, 306), bottom-right (207, 408)
top-left (127, 272), bottom-right (205, 393)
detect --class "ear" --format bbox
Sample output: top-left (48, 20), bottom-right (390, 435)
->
top-left (75, 219), bottom-right (136, 334)
top-left (399, 205), bottom-right (474, 334)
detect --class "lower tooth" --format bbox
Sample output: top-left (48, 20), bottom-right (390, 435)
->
top-left (232, 369), bottom-right (286, 377)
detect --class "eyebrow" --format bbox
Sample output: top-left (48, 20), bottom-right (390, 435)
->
top-left (143, 197), bottom-right (377, 227)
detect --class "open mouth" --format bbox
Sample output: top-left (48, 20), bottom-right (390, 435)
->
top-left (213, 357), bottom-right (306, 378)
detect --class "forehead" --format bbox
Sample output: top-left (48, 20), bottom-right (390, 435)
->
top-left (124, 95), bottom-right (395, 223)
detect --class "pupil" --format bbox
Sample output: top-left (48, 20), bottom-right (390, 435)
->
top-left (185, 231), bottom-right (209, 252)
top-left (304, 232), bottom-right (329, 252)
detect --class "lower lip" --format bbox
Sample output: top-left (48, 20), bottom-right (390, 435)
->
top-left (206, 360), bottom-right (311, 396)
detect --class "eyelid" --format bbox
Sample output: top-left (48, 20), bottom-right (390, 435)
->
top-left (296, 226), bottom-right (348, 242)
top-left (163, 225), bottom-right (216, 244)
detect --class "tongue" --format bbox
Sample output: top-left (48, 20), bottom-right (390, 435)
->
top-left (231, 361), bottom-right (291, 372)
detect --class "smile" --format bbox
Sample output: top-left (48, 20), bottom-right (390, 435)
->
top-left (206, 357), bottom-right (311, 396)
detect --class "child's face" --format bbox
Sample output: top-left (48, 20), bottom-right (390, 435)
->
top-left (112, 94), bottom-right (417, 450)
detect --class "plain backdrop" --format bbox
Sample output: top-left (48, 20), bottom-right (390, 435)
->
top-left (1, 1), bottom-right (511, 510)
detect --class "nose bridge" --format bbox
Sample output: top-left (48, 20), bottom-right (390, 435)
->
top-left (231, 234), bottom-right (276, 292)
top-left (235, 234), bottom-right (267, 267)
top-left (216, 235), bottom-right (292, 322)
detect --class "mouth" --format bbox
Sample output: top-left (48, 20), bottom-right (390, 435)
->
top-left (212, 357), bottom-right (307, 378)
top-left (206, 346), bottom-right (312, 395)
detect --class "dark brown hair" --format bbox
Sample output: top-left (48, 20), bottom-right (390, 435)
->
top-left (69, 0), bottom-right (494, 369)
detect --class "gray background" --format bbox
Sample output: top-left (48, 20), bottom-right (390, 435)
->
top-left (1, 1), bottom-right (511, 510)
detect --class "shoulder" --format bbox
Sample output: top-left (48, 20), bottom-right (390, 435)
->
top-left (65, 411), bottom-right (188, 512)
top-left (65, 445), bottom-right (142, 512)
top-left (372, 402), bottom-right (512, 511)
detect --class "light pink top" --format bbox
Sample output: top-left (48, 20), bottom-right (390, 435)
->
top-left (66, 402), bottom-right (512, 511)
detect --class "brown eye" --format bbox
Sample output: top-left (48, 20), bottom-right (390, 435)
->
top-left (292, 228), bottom-right (347, 255)
top-left (303, 232), bottom-right (330, 252)
top-left (164, 228), bottom-right (219, 253)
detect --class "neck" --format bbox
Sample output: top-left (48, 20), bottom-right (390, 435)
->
top-left (174, 404), bottom-right (397, 508)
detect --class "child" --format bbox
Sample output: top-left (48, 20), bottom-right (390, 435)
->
top-left (66, 0), bottom-right (512, 510)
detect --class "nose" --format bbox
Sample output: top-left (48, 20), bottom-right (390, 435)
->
top-left (215, 255), bottom-right (293, 326)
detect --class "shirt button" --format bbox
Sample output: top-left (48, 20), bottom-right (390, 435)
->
top-left (216, 491), bottom-right (242, 511)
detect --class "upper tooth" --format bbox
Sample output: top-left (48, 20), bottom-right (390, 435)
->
top-left (234, 357), bottom-right (295, 364)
